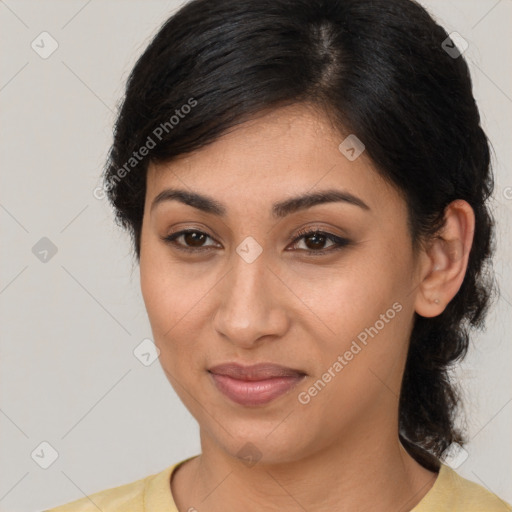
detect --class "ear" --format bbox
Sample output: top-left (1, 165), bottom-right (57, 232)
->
top-left (414, 199), bottom-right (475, 318)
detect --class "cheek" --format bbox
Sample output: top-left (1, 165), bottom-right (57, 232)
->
top-left (140, 238), bottom-right (181, 326)
top-left (140, 266), bottom-right (199, 394)
top-left (139, 249), bottom-right (214, 367)
top-left (292, 252), bottom-right (406, 336)
top-left (292, 243), bottom-right (413, 384)
top-left (295, 287), bottom-right (409, 431)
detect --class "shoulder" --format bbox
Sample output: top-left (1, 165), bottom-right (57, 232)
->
top-left (44, 464), bottom-right (176, 512)
top-left (415, 464), bottom-right (512, 511)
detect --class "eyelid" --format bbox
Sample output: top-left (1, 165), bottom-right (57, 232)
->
top-left (162, 225), bottom-right (351, 255)
top-left (162, 228), bottom-right (219, 253)
top-left (286, 226), bottom-right (351, 255)
top-left (286, 224), bottom-right (344, 243)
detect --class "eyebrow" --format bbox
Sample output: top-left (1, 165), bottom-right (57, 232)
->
top-left (151, 187), bottom-right (370, 218)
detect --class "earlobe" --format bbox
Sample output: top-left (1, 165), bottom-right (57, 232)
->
top-left (414, 200), bottom-right (475, 318)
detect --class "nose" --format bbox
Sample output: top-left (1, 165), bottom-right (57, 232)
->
top-left (212, 245), bottom-right (289, 349)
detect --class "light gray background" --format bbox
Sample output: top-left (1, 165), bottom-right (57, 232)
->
top-left (0, 1), bottom-right (511, 510)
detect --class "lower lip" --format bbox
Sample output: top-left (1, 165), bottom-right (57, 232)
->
top-left (209, 373), bottom-right (305, 406)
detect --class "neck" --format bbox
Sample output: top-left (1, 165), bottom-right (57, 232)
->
top-left (172, 423), bottom-right (438, 512)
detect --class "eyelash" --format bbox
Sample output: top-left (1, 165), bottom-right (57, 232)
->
top-left (162, 227), bottom-right (351, 256)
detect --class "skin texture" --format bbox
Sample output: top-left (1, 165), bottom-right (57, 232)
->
top-left (139, 103), bottom-right (475, 512)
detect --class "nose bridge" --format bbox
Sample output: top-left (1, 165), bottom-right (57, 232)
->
top-left (213, 240), bottom-right (286, 346)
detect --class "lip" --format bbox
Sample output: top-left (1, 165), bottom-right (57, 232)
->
top-left (208, 363), bottom-right (306, 406)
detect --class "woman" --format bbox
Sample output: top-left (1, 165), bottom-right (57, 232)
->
top-left (47, 0), bottom-right (511, 510)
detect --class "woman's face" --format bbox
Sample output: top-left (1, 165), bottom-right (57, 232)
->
top-left (140, 104), bottom-right (425, 465)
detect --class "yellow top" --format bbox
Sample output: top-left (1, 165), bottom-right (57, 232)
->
top-left (45, 456), bottom-right (511, 511)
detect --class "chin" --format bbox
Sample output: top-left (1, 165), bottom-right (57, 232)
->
top-left (206, 420), bottom-right (314, 467)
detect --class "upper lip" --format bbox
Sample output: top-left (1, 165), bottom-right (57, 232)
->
top-left (208, 362), bottom-right (306, 381)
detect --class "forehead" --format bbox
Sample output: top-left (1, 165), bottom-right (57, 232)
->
top-left (145, 103), bottom-right (402, 219)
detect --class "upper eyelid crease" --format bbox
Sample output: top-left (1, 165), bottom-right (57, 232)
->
top-left (163, 227), bottom-right (350, 255)
top-left (150, 188), bottom-right (370, 217)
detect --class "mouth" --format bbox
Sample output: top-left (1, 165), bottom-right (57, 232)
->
top-left (208, 362), bottom-right (307, 406)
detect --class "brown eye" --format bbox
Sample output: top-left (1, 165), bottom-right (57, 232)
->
top-left (289, 228), bottom-right (351, 255)
top-left (163, 229), bottom-right (218, 252)
top-left (162, 227), bottom-right (350, 256)
top-left (302, 232), bottom-right (330, 251)
top-left (182, 231), bottom-right (207, 247)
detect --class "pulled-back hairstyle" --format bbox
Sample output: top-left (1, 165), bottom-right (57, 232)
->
top-left (103, 0), bottom-right (496, 471)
